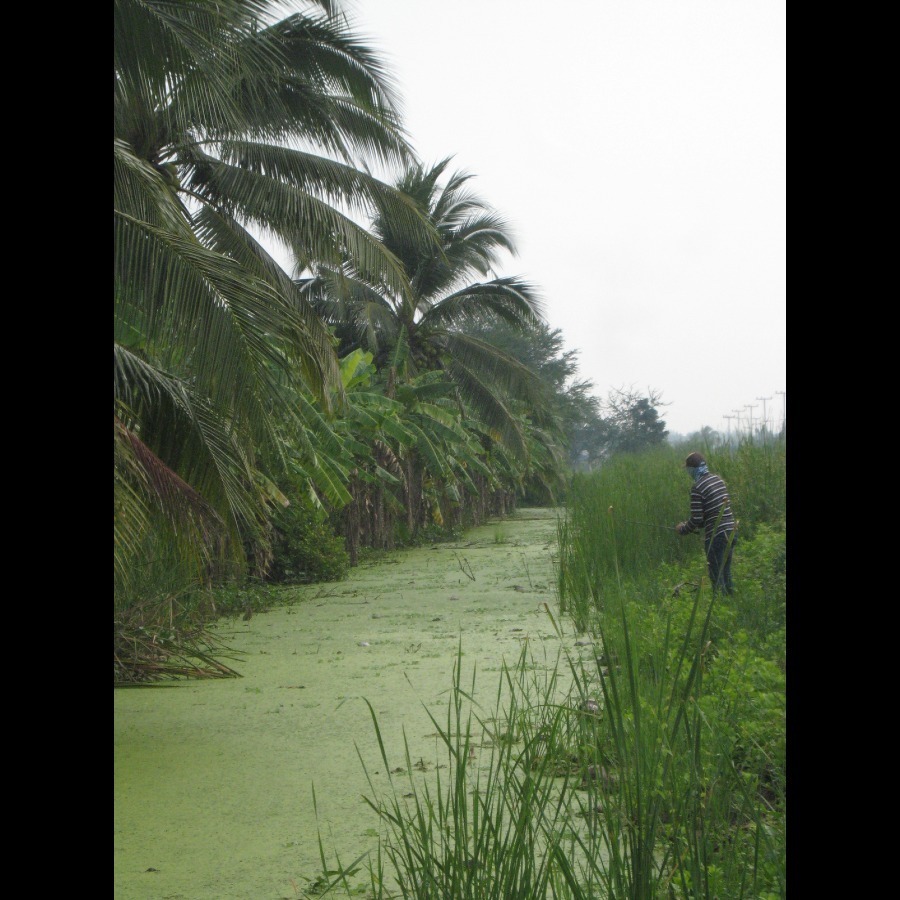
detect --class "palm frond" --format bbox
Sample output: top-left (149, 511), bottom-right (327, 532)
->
top-left (444, 333), bottom-right (546, 408)
top-left (114, 138), bottom-right (194, 233)
top-left (115, 211), bottom-right (314, 422)
top-left (115, 0), bottom-right (284, 141)
top-left (115, 414), bottom-right (230, 552)
top-left (184, 153), bottom-right (419, 303)
top-left (114, 345), bottom-right (271, 542)
top-left (246, 9), bottom-right (410, 159)
top-left (420, 277), bottom-right (545, 329)
top-left (442, 354), bottom-right (529, 459)
top-left (189, 204), bottom-right (344, 405)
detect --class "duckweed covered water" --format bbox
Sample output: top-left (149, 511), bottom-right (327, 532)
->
top-left (114, 507), bottom-right (597, 899)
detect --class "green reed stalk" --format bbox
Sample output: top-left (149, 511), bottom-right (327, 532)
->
top-left (351, 642), bottom-right (586, 898)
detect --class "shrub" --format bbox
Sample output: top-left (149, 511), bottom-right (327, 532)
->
top-left (268, 494), bottom-right (350, 584)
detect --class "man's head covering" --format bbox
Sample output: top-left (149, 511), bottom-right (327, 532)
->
top-left (684, 451), bottom-right (705, 468)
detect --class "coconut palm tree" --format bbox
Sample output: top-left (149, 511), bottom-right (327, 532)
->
top-left (305, 157), bottom-right (549, 457)
top-left (114, 0), bottom-right (433, 598)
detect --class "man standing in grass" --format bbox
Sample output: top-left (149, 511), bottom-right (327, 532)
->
top-left (676, 451), bottom-right (737, 594)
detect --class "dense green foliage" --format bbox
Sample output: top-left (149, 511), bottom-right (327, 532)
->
top-left (113, 1), bottom-right (571, 681)
top-left (112, 0), bottom-right (685, 687)
top-left (114, 0), bottom-right (422, 672)
top-left (114, 0), bottom-right (415, 589)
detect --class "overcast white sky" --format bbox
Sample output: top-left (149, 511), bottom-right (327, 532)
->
top-left (338, 0), bottom-right (786, 438)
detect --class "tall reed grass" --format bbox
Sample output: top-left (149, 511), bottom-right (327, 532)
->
top-left (556, 447), bottom-right (692, 632)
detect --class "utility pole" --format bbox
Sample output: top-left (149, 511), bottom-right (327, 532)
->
top-left (756, 395), bottom-right (772, 434)
top-left (775, 390), bottom-right (786, 433)
top-left (745, 404), bottom-right (758, 439)
top-left (732, 409), bottom-right (743, 437)
top-left (723, 414), bottom-right (735, 444)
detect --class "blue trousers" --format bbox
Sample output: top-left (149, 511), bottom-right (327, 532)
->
top-left (705, 531), bottom-right (736, 595)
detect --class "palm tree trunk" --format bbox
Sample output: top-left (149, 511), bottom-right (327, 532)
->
top-left (344, 476), bottom-right (361, 566)
top-left (405, 454), bottom-right (422, 538)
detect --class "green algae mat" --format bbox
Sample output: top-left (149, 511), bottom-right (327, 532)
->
top-left (114, 507), bottom-right (595, 899)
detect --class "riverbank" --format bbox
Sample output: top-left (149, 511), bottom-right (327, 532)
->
top-left (114, 507), bottom-right (595, 899)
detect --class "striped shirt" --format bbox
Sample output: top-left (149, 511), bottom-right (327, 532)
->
top-left (683, 472), bottom-right (735, 541)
